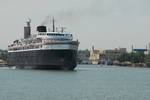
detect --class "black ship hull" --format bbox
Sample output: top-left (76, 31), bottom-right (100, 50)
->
top-left (8, 50), bottom-right (77, 70)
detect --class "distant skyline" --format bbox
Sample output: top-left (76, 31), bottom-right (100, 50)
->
top-left (0, 0), bottom-right (150, 51)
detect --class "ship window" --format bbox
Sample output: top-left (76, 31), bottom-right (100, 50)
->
top-left (47, 33), bottom-right (65, 36)
top-left (39, 33), bottom-right (46, 35)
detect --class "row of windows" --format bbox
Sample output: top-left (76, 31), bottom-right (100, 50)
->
top-left (47, 33), bottom-right (65, 36)
top-left (9, 45), bottom-right (42, 51)
top-left (45, 38), bottom-right (71, 41)
top-left (38, 33), bottom-right (72, 36)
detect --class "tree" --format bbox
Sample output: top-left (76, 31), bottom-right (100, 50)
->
top-left (145, 54), bottom-right (150, 67)
top-left (118, 52), bottom-right (145, 63)
top-left (0, 50), bottom-right (8, 61)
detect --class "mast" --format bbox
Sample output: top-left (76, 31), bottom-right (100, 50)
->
top-left (60, 27), bottom-right (66, 33)
top-left (52, 18), bottom-right (55, 32)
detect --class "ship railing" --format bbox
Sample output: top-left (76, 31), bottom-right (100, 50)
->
top-left (8, 42), bottom-right (44, 51)
top-left (43, 40), bottom-right (79, 45)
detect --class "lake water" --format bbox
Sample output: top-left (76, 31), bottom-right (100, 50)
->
top-left (0, 65), bottom-right (150, 100)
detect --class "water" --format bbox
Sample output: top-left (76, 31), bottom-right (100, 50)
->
top-left (0, 65), bottom-right (150, 100)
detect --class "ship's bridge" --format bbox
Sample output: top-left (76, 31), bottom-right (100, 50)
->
top-left (37, 32), bottom-right (73, 41)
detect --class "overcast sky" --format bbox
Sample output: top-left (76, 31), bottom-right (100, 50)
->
top-left (0, 0), bottom-right (150, 51)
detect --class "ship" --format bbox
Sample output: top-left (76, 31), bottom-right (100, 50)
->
top-left (7, 18), bottom-right (79, 70)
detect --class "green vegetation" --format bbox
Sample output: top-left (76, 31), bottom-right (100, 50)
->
top-left (117, 52), bottom-right (145, 63)
top-left (145, 54), bottom-right (150, 67)
top-left (77, 49), bottom-right (90, 64)
top-left (0, 49), bottom-right (8, 61)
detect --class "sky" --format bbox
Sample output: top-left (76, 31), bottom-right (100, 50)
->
top-left (0, 0), bottom-right (150, 51)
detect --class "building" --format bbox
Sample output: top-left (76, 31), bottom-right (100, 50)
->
top-left (89, 47), bottom-right (105, 64)
top-left (0, 59), bottom-right (7, 65)
top-left (104, 48), bottom-right (127, 61)
top-left (133, 49), bottom-right (147, 54)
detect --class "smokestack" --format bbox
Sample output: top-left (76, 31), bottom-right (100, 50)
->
top-left (37, 26), bottom-right (47, 32)
top-left (24, 19), bottom-right (31, 39)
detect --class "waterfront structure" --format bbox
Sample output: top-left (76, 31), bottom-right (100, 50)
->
top-left (0, 59), bottom-right (7, 65)
top-left (7, 18), bottom-right (79, 70)
top-left (104, 48), bottom-right (127, 61)
top-left (89, 46), bottom-right (105, 64)
top-left (133, 49), bottom-right (148, 54)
